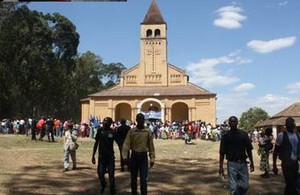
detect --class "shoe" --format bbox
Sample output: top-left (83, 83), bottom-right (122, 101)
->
top-left (72, 166), bottom-right (76, 170)
top-left (99, 188), bottom-right (105, 195)
top-left (110, 189), bottom-right (116, 195)
top-left (62, 168), bottom-right (68, 172)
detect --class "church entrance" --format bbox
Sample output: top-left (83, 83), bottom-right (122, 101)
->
top-left (137, 98), bottom-right (165, 122)
top-left (115, 103), bottom-right (132, 122)
top-left (171, 102), bottom-right (188, 122)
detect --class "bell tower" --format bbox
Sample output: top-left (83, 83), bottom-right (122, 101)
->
top-left (140, 0), bottom-right (168, 86)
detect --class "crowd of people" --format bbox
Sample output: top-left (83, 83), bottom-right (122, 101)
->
top-left (0, 116), bottom-right (227, 142)
top-left (1, 115), bottom-right (300, 195)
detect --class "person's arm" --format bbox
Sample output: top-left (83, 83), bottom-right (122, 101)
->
top-left (148, 131), bottom-right (155, 167)
top-left (246, 148), bottom-right (254, 172)
top-left (272, 133), bottom-right (283, 175)
top-left (121, 129), bottom-right (131, 161)
top-left (92, 129), bottom-right (99, 164)
top-left (219, 153), bottom-right (225, 175)
top-left (272, 144), bottom-right (279, 175)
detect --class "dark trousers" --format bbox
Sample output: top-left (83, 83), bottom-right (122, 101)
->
top-left (47, 128), bottom-right (55, 142)
top-left (118, 144), bottom-right (130, 170)
top-left (39, 127), bottom-right (46, 140)
top-left (282, 160), bottom-right (299, 195)
top-left (130, 152), bottom-right (148, 195)
top-left (97, 154), bottom-right (115, 192)
top-left (31, 128), bottom-right (36, 140)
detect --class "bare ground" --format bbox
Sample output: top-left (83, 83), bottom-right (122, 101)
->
top-left (0, 135), bottom-right (285, 195)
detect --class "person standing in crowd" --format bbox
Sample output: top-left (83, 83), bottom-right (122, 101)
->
top-left (122, 113), bottom-right (155, 195)
top-left (117, 119), bottom-right (131, 172)
top-left (54, 118), bottom-right (61, 137)
top-left (31, 117), bottom-right (38, 140)
top-left (257, 127), bottom-right (273, 178)
top-left (46, 116), bottom-right (55, 142)
top-left (219, 116), bottom-right (254, 195)
top-left (37, 117), bottom-right (46, 140)
top-left (92, 117), bottom-right (119, 195)
top-left (273, 117), bottom-right (300, 195)
top-left (63, 123), bottom-right (78, 172)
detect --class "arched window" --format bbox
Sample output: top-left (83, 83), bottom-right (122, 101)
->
top-left (146, 29), bottom-right (152, 37)
top-left (154, 29), bottom-right (161, 37)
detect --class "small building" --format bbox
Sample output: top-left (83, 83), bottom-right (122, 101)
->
top-left (256, 101), bottom-right (300, 137)
top-left (81, 0), bottom-right (217, 124)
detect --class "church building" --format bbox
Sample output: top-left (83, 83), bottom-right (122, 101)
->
top-left (81, 0), bottom-right (217, 125)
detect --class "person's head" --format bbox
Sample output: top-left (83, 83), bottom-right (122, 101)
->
top-left (265, 127), bottom-right (272, 136)
top-left (285, 117), bottom-right (295, 132)
top-left (228, 116), bottom-right (238, 130)
top-left (120, 118), bottom-right (126, 125)
top-left (103, 117), bottom-right (113, 129)
top-left (136, 113), bottom-right (145, 129)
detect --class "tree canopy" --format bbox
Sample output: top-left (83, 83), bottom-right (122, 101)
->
top-left (238, 107), bottom-right (269, 132)
top-left (0, 4), bottom-right (126, 121)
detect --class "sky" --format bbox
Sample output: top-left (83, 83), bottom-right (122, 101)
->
top-left (28, 0), bottom-right (300, 124)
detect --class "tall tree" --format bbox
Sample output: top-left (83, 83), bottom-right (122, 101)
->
top-left (0, 4), bottom-right (126, 121)
top-left (239, 107), bottom-right (269, 131)
top-left (0, 5), bottom-right (79, 118)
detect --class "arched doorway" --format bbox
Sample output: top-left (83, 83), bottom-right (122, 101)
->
top-left (115, 103), bottom-right (132, 122)
top-left (137, 98), bottom-right (165, 122)
top-left (171, 102), bottom-right (188, 122)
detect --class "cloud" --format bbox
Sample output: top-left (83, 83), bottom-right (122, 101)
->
top-left (286, 82), bottom-right (300, 94)
top-left (254, 93), bottom-right (299, 117)
top-left (213, 5), bottom-right (247, 29)
top-left (217, 93), bottom-right (254, 123)
top-left (278, 1), bottom-right (288, 6)
top-left (256, 94), bottom-right (292, 108)
top-left (186, 52), bottom-right (251, 87)
top-left (216, 93), bottom-right (296, 123)
top-left (234, 83), bottom-right (255, 93)
top-left (247, 36), bottom-right (296, 53)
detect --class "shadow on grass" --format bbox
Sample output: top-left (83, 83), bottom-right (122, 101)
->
top-left (3, 155), bottom-right (286, 195)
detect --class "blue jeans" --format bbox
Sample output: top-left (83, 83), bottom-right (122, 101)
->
top-left (130, 152), bottom-right (148, 195)
top-left (227, 161), bottom-right (249, 195)
top-left (97, 154), bottom-right (115, 192)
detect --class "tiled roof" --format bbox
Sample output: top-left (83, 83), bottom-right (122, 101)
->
top-left (141, 0), bottom-right (166, 24)
top-left (89, 83), bottom-right (216, 97)
top-left (256, 102), bottom-right (300, 127)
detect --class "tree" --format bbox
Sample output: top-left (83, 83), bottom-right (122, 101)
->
top-left (239, 107), bottom-right (269, 131)
top-left (0, 4), bottom-right (126, 121)
top-left (0, 5), bottom-right (80, 118)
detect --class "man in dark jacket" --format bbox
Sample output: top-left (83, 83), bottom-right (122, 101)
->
top-left (92, 117), bottom-right (119, 195)
top-left (117, 119), bottom-right (131, 172)
top-left (273, 117), bottom-right (300, 195)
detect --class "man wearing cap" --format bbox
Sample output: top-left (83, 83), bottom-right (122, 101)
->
top-left (122, 113), bottom-right (155, 195)
top-left (92, 117), bottom-right (119, 195)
